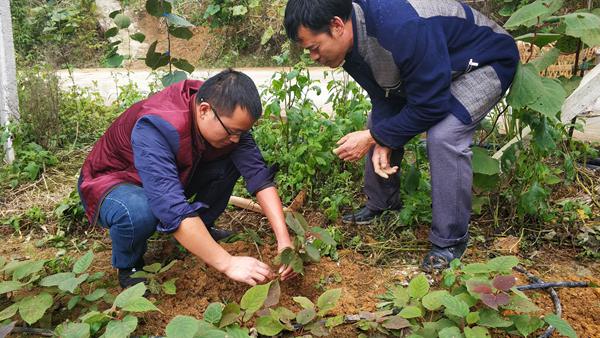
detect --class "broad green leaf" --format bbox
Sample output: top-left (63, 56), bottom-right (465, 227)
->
top-left (408, 274), bottom-right (430, 299)
top-left (263, 280), bottom-right (281, 309)
top-left (231, 5), bottom-right (248, 16)
top-left (114, 14), bottom-right (131, 29)
top-left (169, 27), bottom-right (193, 40)
top-left (18, 292), bottom-right (53, 324)
top-left (161, 71), bottom-right (188, 87)
top-left (511, 314), bottom-right (544, 336)
top-left (73, 251), bottom-right (94, 274)
top-left (391, 285), bottom-right (410, 308)
top-left (529, 77), bottom-right (566, 118)
top-left (204, 302), bottom-right (224, 324)
top-left (163, 278), bottom-right (177, 295)
top-left (225, 326), bottom-right (250, 338)
top-left (478, 309), bottom-right (512, 328)
top-left (464, 326), bottom-right (491, 338)
top-left (438, 326), bottom-right (464, 338)
top-left (562, 12), bottom-right (600, 47)
top-left (504, 0), bottom-right (563, 28)
top-left (5, 259), bottom-right (46, 281)
top-left (86, 271), bottom-right (105, 283)
top-left (317, 288), bottom-right (342, 316)
top-left (160, 260), bottom-right (178, 273)
top-left (59, 273), bottom-right (89, 293)
top-left (293, 296), bottom-right (315, 310)
top-left (67, 295), bottom-right (81, 310)
top-left (121, 297), bottom-right (160, 312)
top-left (146, 0), bottom-right (172, 17)
top-left (0, 281), bottom-right (22, 294)
top-left (172, 59), bottom-right (195, 74)
top-left (487, 256), bottom-right (519, 273)
top-left (130, 33), bottom-right (145, 43)
top-left (143, 262), bottom-right (162, 273)
top-left (104, 315), bottom-right (138, 338)
top-left (514, 33), bottom-right (561, 47)
top-left (381, 314), bottom-right (411, 329)
top-left (0, 303), bottom-right (18, 321)
top-left (404, 164), bottom-right (420, 194)
top-left (296, 308), bottom-right (316, 325)
top-left (255, 316), bottom-right (285, 336)
top-left (504, 294), bottom-right (540, 313)
top-left (105, 53), bottom-right (124, 68)
top-left (145, 41), bottom-right (170, 70)
top-left (285, 212), bottom-right (306, 237)
top-left (290, 254), bottom-right (304, 274)
top-left (261, 26), bottom-right (275, 45)
top-left (114, 282), bottom-right (147, 308)
top-left (472, 147), bottom-right (500, 175)
top-left (166, 315), bottom-right (200, 338)
top-left (219, 302), bottom-right (241, 328)
top-left (462, 263), bottom-right (491, 275)
top-left (80, 311), bottom-right (111, 325)
top-left (305, 243), bottom-right (321, 262)
top-left (310, 226), bottom-right (336, 246)
top-left (165, 13), bottom-right (193, 27)
top-left (197, 329), bottom-right (227, 338)
top-left (544, 314), bottom-right (577, 338)
top-left (466, 311), bottom-right (480, 325)
top-left (84, 288), bottom-right (107, 302)
top-left (507, 63), bottom-right (543, 109)
top-left (531, 48), bottom-right (559, 72)
top-left (442, 295), bottom-right (469, 318)
top-left (422, 290), bottom-right (450, 311)
top-left (40, 272), bottom-right (75, 287)
top-left (325, 314), bottom-right (345, 328)
top-left (399, 306), bottom-right (422, 319)
top-left (105, 27), bottom-right (119, 38)
top-left (58, 322), bottom-right (90, 338)
top-left (240, 282), bottom-right (271, 320)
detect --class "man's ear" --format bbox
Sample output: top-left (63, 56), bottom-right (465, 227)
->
top-left (196, 102), bottom-right (210, 120)
top-left (330, 16), bottom-right (346, 37)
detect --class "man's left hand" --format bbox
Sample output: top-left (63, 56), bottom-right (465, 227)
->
top-left (372, 144), bottom-right (398, 178)
top-left (277, 243), bottom-right (297, 281)
top-left (333, 130), bottom-right (375, 162)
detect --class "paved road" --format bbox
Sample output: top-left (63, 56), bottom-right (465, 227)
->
top-left (56, 67), bottom-right (600, 142)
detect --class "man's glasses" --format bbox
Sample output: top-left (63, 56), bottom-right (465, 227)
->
top-left (200, 98), bottom-right (244, 137)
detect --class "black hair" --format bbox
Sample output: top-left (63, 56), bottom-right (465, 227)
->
top-left (195, 68), bottom-right (262, 120)
top-left (284, 0), bottom-right (353, 42)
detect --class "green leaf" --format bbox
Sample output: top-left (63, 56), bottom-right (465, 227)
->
top-left (240, 282), bottom-right (271, 320)
top-left (290, 254), bottom-right (304, 274)
top-left (487, 256), bottom-right (519, 274)
top-left (68, 296), bottom-right (81, 310)
top-left (166, 315), bottom-right (200, 338)
top-left (462, 263), bottom-right (491, 275)
top-left (293, 296), bottom-right (315, 310)
top-left (514, 33), bottom-right (561, 47)
top-left (511, 314), bottom-right (544, 336)
top-left (404, 164), bottom-right (421, 194)
top-left (169, 27), bottom-right (193, 40)
top-left (399, 306), bottom-right (423, 319)
top-left (163, 278), bottom-right (177, 295)
top-left (562, 12), bottom-right (600, 47)
top-left (130, 32), bottom-right (145, 43)
top-left (59, 273), bottom-right (89, 293)
top-left (104, 315), bottom-right (138, 338)
top-left (58, 322), bottom-right (90, 338)
top-left (40, 272), bottom-right (75, 287)
top-left (529, 77), bottom-right (566, 118)
top-left (87, 271), bottom-right (105, 283)
top-left (105, 27), bottom-right (119, 38)
top-left (544, 314), bottom-right (577, 338)
top-left (0, 281), bottom-right (22, 294)
top-left (225, 326), bottom-right (250, 338)
top-left (80, 311), bottom-right (111, 325)
top-left (105, 54), bottom-right (124, 68)
top-left (325, 314), bottom-right (345, 328)
top-left (160, 260), bottom-right (178, 273)
top-left (219, 302), bottom-right (241, 328)
top-left (472, 147), bottom-right (500, 175)
top-left (505, 294), bottom-right (540, 313)
top-left (303, 243), bottom-right (320, 263)
top-left (204, 302), bottom-right (224, 324)
top-left (73, 251), bottom-right (94, 274)
top-left (84, 288), bottom-right (107, 302)
top-left (296, 308), bottom-right (316, 325)
top-left (310, 227), bottom-right (336, 246)
top-left (114, 14), bottom-right (131, 29)
top-left (231, 5), bottom-right (248, 16)
top-left (317, 288), bottom-right (342, 316)
top-left (264, 280), bottom-right (281, 309)
top-left (0, 303), bottom-right (18, 321)
top-left (438, 326), bottom-right (464, 338)
top-left (143, 262), bottom-right (161, 273)
top-left (261, 26), bottom-right (275, 45)
top-left (114, 282), bottom-right (147, 308)
top-left (146, 0), bottom-right (172, 17)
top-left (18, 292), bottom-right (53, 325)
top-left (145, 41), bottom-right (170, 70)
top-left (464, 326), bottom-right (491, 338)
top-left (408, 274), bottom-right (429, 299)
top-left (121, 297), bottom-right (160, 312)
top-left (507, 63), bottom-right (543, 110)
top-left (161, 71), bottom-right (188, 87)
top-left (197, 329), bottom-right (228, 338)
top-left (165, 13), bottom-right (193, 27)
top-left (172, 58), bottom-right (195, 73)
top-left (285, 212), bottom-right (306, 237)
top-left (5, 259), bottom-right (46, 281)
top-left (422, 290), bottom-right (450, 311)
top-left (466, 311), bottom-right (480, 325)
top-left (255, 316), bottom-right (285, 336)
top-left (504, 0), bottom-right (563, 28)
top-left (478, 309), bottom-right (512, 328)
top-left (381, 314), bottom-right (411, 329)
top-left (441, 294), bottom-right (470, 318)
top-left (531, 48), bottom-right (560, 72)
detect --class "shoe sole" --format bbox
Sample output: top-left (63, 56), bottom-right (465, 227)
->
top-left (341, 218), bottom-right (375, 225)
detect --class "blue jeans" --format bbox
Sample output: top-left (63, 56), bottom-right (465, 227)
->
top-left (79, 157), bottom-right (240, 269)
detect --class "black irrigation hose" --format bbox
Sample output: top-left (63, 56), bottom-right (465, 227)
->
top-left (516, 281), bottom-right (590, 291)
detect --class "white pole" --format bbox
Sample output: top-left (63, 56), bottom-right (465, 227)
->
top-left (0, 0), bottom-right (20, 164)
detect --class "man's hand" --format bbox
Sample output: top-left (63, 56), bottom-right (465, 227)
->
top-left (372, 144), bottom-right (398, 178)
top-left (333, 130), bottom-right (376, 162)
top-left (276, 243), bottom-right (297, 281)
top-left (221, 256), bottom-right (275, 286)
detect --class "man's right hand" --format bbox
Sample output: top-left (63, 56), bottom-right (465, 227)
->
top-left (222, 256), bottom-right (274, 286)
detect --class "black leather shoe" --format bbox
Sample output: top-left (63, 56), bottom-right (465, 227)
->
top-left (421, 242), bottom-right (468, 273)
top-left (207, 226), bottom-right (235, 242)
top-left (342, 206), bottom-right (384, 225)
top-left (118, 267), bottom-right (147, 289)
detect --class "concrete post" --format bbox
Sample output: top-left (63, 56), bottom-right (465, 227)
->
top-left (0, 0), bottom-right (19, 164)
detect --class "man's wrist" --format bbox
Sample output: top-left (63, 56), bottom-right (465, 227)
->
top-left (213, 253), bottom-right (232, 273)
top-left (365, 129), bottom-right (376, 146)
